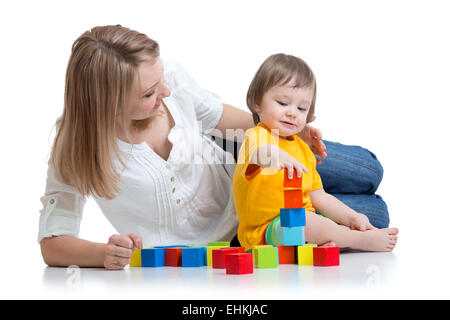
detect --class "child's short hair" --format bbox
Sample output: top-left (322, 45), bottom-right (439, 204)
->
top-left (246, 53), bottom-right (316, 125)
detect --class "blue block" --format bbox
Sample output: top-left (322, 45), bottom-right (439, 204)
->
top-left (280, 208), bottom-right (306, 227)
top-left (181, 247), bottom-right (205, 267)
top-left (141, 248), bottom-right (165, 267)
top-left (281, 226), bottom-right (305, 246)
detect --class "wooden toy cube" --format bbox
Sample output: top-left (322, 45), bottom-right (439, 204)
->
top-left (141, 248), bottom-right (165, 267)
top-left (297, 244), bottom-right (317, 265)
top-left (251, 245), bottom-right (273, 265)
top-left (165, 247), bottom-right (183, 267)
top-left (284, 189), bottom-right (303, 209)
top-left (280, 226), bottom-right (305, 246)
top-left (255, 247), bottom-right (278, 268)
top-left (181, 247), bottom-right (205, 267)
top-left (207, 246), bottom-right (227, 266)
top-left (284, 169), bottom-right (302, 188)
top-left (313, 247), bottom-right (340, 266)
top-left (129, 248), bottom-right (142, 267)
top-left (274, 245), bottom-right (295, 264)
top-left (226, 253), bottom-right (254, 275)
top-left (208, 241), bottom-right (230, 247)
top-left (280, 208), bottom-right (306, 227)
top-left (212, 247), bottom-right (245, 269)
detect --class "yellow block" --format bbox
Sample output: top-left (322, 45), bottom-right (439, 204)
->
top-left (251, 245), bottom-right (272, 265)
top-left (129, 248), bottom-right (141, 267)
top-left (206, 246), bottom-right (227, 266)
top-left (297, 244), bottom-right (317, 265)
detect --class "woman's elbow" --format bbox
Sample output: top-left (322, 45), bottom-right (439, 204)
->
top-left (40, 237), bottom-right (61, 267)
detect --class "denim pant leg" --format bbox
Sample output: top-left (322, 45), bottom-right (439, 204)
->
top-left (317, 140), bottom-right (390, 228)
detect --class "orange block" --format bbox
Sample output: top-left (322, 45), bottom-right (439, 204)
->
top-left (275, 245), bottom-right (296, 264)
top-left (284, 189), bottom-right (303, 209)
top-left (284, 169), bottom-right (302, 188)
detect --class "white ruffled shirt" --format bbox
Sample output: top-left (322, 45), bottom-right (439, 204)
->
top-left (38, 61), bottom-right (239, 246)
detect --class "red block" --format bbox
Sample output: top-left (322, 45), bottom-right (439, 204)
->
top-left (165, 247), bottom-right (183, 267)
top-left (226, 253), bottom-right (254, 275)
top-left (284, 169), bottom-right (302, 188)
top-left (313, 247), bottom-right (340, 266)
top-left (212, 247), bottom-right (245, 269)
top-left (275, 245), bottom-right (296, 264)
top-left (284, 189), bottom-right (303, 209)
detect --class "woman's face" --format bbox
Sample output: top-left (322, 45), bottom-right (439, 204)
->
top-left (127, 57), bottom-right (170, 122)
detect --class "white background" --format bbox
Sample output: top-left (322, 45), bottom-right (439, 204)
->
top-left (1, 0), bottom-right (449, 299)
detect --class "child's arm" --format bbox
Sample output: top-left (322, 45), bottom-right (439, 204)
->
top-left (247, 144), bottom-right (309, 179)
top-left (310, 188), bottom-right (375, 231)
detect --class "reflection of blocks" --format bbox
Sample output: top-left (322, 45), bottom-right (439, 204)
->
top-left (280, 226), bottom-right (305, 246)
top-left (207, 246), bottom-right (227, 266)
top-left (141, 248), bottom-right (165, 267)
top-left (255, 247), bottom-right (278, 268)
top-left (284, 169), bottom-right (302, 188)
top-left (212, 247), bottom-right (246, 269)
top-left (313, 247), bottom-right (340, 266)
top-left (181, 247), bottom-right (206, 267)
top-left (275, 245), bottom-right (295, 264)
top-left (165, 247), bottom-right (183, 267)
top-left (251, 245), bottom-right (272, 265)
top-left (280, 208), bottom-right (306, 227)
top-left (297, 244), bottom-right (317, 265)
top-left (226, 253), bottom-right (253, 275)
top-left (130, 248), bottom-right (142, 267)
top-left (283, 189), bottom-right (303, 209)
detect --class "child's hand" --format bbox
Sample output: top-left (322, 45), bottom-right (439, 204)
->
top-left (253, 144), bottom-right (309, 178)
top-left (350, 213), bottom-right (376, 231)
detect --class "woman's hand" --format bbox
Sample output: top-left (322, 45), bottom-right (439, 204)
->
top-left (104, 234), bottom-right (143, 270)
top-left (252, 144), bottom-right (309, 179)
top-left (298, 116), bottom-right (327, 164)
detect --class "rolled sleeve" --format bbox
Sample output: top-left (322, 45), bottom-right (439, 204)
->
top-left (37, 161), bottom-right (86, 243)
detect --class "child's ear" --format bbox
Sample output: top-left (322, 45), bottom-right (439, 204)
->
top-left (253, 104), bottom-right (261, 113)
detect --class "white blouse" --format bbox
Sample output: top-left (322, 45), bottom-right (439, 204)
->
top-left (38, 61), bottom-right (239, 246)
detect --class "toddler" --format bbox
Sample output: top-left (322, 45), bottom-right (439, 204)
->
top-left (232, 53), bottom-right (399, 251)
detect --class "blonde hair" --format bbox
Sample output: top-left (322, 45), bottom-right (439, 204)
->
top-left (246, 53), bottom-right (317, 125)
top-left (51, 25), bottom-right (159, 199)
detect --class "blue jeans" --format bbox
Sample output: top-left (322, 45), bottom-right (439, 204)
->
top-left (317, 140), bottom-right (389, 228)
top-left (213, 137), bottom-right (390, 230)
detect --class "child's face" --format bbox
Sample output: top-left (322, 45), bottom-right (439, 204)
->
top-left (254, 80), bottom-right (314, 139)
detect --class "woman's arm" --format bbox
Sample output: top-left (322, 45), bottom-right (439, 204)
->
top-left (214, 104), bottom-right (254, 142)
top-left (40, 233), bottom-right (143, 269)
top-left (40, 235), bottom-right (106, 267)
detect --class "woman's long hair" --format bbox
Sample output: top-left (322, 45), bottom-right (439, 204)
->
top-left (51, 25), bottom-right (159, 199)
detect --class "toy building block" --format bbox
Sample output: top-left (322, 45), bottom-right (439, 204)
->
top-left (226, 253), bottom-right (254, 275)
top-left (141, 248), bottom-right (165, 267)
top-left (212, 247), bottom-right (245, 269)
top-left (181, 247), bottom-right (206, 267)
top-left (284, 189), bottom-right (303, 209)
top-left (297, 244), bottom-right (318, 265)
top-left (284, 169), bottom-right (302, 188)
top-left (313, 247), bottom-right (340, 267)
top-left (130, 248), bottom-right (142, 267)
top-left (154, 245), bottom-right (188, 248)
top-left (275, 245), bottom-right (296, 264)
top-left (280, 208), bottom-right (306, 227)
top-left (280, 226), bottom-right (305, 246)
top-left (251, 245), bottom-right (273, 265)
top-left (207, 246), bottom-right (227, 266)
top-left (165, 247), bottom-right (183, 267)
top-left (255, 247), bottom-right (279, 268)
top-left (208, 241), bottom-right (230, 247)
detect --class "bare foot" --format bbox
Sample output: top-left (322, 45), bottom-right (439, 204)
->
top-left (357, 228), bottom-right (399, 252)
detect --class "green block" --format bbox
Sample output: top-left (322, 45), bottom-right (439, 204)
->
top-left (256, 247), bottom-right (278, 268)
top-left (208, 242), bottom-right (230, 247)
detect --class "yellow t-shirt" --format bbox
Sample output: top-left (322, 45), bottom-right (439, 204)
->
top-left (232, 123), bottom-right (323, 250)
